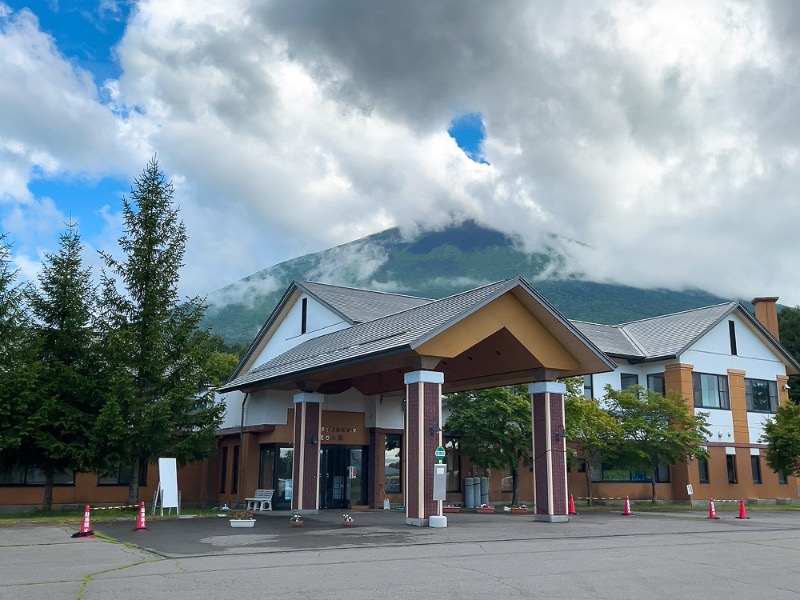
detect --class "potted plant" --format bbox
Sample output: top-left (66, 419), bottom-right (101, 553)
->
top-left (229, 510), bottom-right (256, 528)
top-left (443, 504), bottom-right (461, 513)
top-left (342, 514), bottom-right (355, 528)
top-left (510, 505), bottom-right (528, 515)
top-left (476, 504), bottom-right (495, 514)
top-left (290, 514), bottom-right (304, 528)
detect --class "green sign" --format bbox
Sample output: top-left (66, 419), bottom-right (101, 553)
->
top-left (434, 446), bottom-right (446, 462)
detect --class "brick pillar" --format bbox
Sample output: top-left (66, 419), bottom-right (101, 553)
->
top-left (291, 392), bottom-right (323, 513)
top-left (404, 370), bottom-right (444, 526)
top-left (529, 381), bottom-right (568, 523)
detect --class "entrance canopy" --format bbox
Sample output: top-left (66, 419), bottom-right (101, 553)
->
top-left (219, 277), bottom-right (615, 396)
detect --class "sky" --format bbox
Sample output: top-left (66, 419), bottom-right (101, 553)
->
top-left (2, 1), bottom-right (800, 306)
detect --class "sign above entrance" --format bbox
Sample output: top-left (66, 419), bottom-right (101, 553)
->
top-left (434, 446), bottom-right (446, 462)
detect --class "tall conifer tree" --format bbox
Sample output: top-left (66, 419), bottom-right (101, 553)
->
top-left (98, 157), bottom-right (223, 504)
top-left (25, 224), bottom-right (100, 509)
top-left (0, 235), bottom-right (39, 477)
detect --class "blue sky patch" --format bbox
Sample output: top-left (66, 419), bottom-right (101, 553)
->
top-left (448, 112), bottom-right (488, 164)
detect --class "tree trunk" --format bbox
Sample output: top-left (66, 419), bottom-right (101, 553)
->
top-left (511, 465), bottom-right (520, 506)
top-left (127, 461), bottom-right (140, 506)
top-left (42, 471), bottom-right (54, 511)
top-left (651, 468), bottom-right (658, 504)
top-left (584, 467), bottom-right (593, 506)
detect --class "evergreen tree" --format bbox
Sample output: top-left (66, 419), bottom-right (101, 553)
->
top-left (0, 235), bottom-right (39, 476)
top-left (24, 224), bottom-right (101, 509)
top-left (777, 306), bottom-right (800, 404)
top-left (98, 157), bottom-right (224, 504)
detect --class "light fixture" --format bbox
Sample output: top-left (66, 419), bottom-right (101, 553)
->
top-left (553, 425), bottom-right (567, 441)
top-left (429, 425), bottom-right (443, 437)
top-left (310, 434), bottom-right (318, 446)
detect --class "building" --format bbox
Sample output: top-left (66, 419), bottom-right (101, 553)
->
top-left (2, 279), bottom-right (796, 513)
top-left (570, 297), bottom-right (799, 503)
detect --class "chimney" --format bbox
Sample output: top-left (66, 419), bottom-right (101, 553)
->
top-left (751, 297), bottom-right (780, 340)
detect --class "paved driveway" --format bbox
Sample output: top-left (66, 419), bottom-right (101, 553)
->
top-left (3, 509), bottom-right (800, 599)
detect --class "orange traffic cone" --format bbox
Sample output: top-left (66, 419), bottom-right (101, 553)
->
top-left (736, 498), bottom-right (749, 519)
top-left (621, 496), bottom-right (632, 516)
top-left (134, 502), bottom-right (148, 531)
top-left (568, 494), bottom-right (578, 515)
top-left (708, 498), bottom-right (720, 520)
top-left (71, 505), bottom-right (94, 538)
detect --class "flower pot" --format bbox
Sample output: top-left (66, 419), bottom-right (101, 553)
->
top-left (342, 521), bottom-right (355, 528)
top-left (510, 508), bottom-right (528, 515)
top-left (476, 507), bottom-right (495, 514)
top-left (291, 521), bottom-right (304, 528)
top-left (229, 519), bottom-right (256, 528)
top-left (443, 507), bottom-right (461, 513)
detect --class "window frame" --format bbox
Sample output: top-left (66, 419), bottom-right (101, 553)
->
top-left (698, 457), bottom-right (710, 484)
top-left (726, 454), bottom-right (738, 484)
top-left (692, 372), bottom-right (730, 410)
top-left (384, 433), bottom-right (402, 494)
top-left (750, 455), bottom-right (762, 484)
top-left (745, 379), bottom-right (779, 413)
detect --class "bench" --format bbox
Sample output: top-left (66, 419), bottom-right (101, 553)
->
top-left (245, 489), bottom-right (274, 511)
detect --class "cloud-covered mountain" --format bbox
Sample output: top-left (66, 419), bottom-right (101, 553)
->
top-left (203, 221), bottom-right (726, 346)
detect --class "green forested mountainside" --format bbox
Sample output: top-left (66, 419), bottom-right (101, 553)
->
top-left (201, 222), bottom-right (728, 346)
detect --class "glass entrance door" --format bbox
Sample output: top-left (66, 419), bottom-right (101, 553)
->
top-left (320, 446), bottom-right (368, 509)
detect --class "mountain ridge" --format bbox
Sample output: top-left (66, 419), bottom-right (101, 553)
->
top-left (202, 222), bottom-right (729, 346)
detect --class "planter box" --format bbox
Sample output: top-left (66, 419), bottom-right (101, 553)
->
top-left (476, 507), bottom-right (495, 514)
top-left (342, 521), bottom-right (355, 528)
top-left (229, 519), bottom-right (256, 528)
top-left (291, 522), bottom-right (304, 528)
top-left (443, 507), bottom-right (461, 513)
top-left (510, 508), bottom-right (528, 515)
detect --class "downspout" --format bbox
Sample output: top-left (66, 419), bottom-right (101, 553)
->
top-left (237, 392), bottom-right (250, 508)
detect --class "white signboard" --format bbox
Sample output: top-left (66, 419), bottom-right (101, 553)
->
top-left (158, 457), bottom-right (180, 512)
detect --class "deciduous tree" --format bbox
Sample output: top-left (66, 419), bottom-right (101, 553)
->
top-left (604, 385), bottom-right (709, 503)
top-left (762, 402), bottom-right (800, 477)
top-left (564, 379), bottom-right (623, 505)
top-left (444, 385), bottom-right (531, 506)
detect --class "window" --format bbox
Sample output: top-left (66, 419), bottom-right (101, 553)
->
top-left (384, 434), bottom-right (402, 493)
top-left (444, 437), bottom-right (461, 492)
top-left (751, 455), bottom-right (762, 484)
top-left (231, 445), bottom-right (240, 494)
top-left (583, 375), bottom-right (593, 399)
top-left (259, 446), bottom-right (276, 489)
top-left (729, 320), bottom-right (738, 355)
top-left (277, 447), bottom-right (294, 505)
top-left (647, 373), bottom-right (665, 396)
top-left (692, 373), bottom-right (730, 409)
top-left (99, 463), bottom-right (145, 486)
top-left (219, 446), bottom-right (228, 494)
top-left (778, 470), bottom-right (788, 485)
top-left (745, 379), bottom-right (779, 413)
top-left (621, 373), bottom-right (639, 390)
top-left (726, 454), bottom-right (738, 484)
top-left (698, 457), bottom-right (710, 483)
top-left (0, 467), bottom-right (74, 486)
top-left (591, 460), bottom-right (669, 483)
top-left (301, 298), bottom-right (308, 334)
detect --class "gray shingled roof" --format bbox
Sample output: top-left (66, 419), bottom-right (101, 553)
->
top-left (298, 281), bottom-right (432, 324)
top-left (572, 302), bottom-right (738, 360)
top-left (221, 279), bottom-right (516, 390)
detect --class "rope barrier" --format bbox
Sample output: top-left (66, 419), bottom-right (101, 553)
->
top-left (89, 504), bottom-right (141, 511)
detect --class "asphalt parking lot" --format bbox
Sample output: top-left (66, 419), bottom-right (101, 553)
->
top-left (3, 508), bottom-right (800, 599)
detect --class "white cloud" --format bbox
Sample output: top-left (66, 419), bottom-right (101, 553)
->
top-left (3, 0), bottom-right (800, 307)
